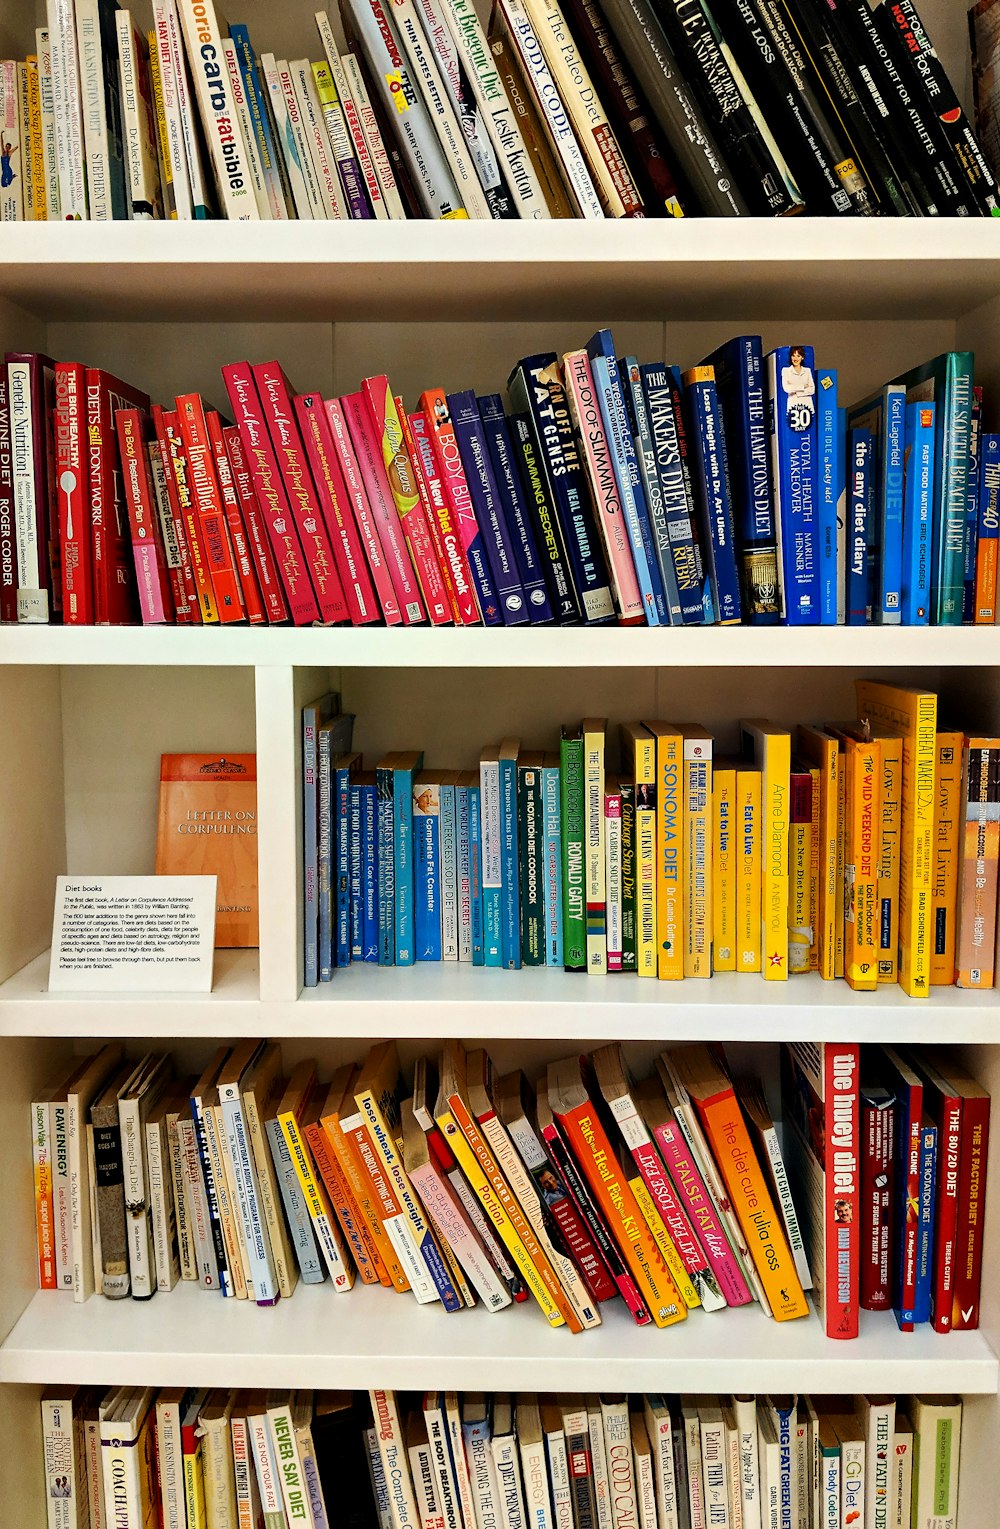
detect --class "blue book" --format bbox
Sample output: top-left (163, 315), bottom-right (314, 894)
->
top-left (640, 365), bottom-right (705, 624)
top-left (767, 344), bottom-right (820, 624)
top-left (334, 753), bottom-right (361, 968)
top-left (478, 747), bottom-right (501, 966)
top-left (317, 722), bottom-right (336, 982)
top-left (836, 406), bottom-right (848, 623)
top-left (447, 390), bottom-right (529, 626)
top-left (702, 335), bottom-right (780, 623)
top-left (816, 369), bottom-right (840, 626)
top-left (912, 1120), bottom-right (937, 1327)
top-left (847, 428), bottom-right (873, 626)
top-left (477, 395), bottom-right (554, 624)
top-left (393, 751), bottom-right (424, 966)
top-left (91, 0), bottom-right (130, 219)
top-left (499, 738), bottom-right (521, 970)
top-left (584, 331), bottom-right (664, 623)
top-left (682, 367), bottom-right (743, 625)
top-left (963, 390), bottom-right (983, 623)
top-left (413, 775), bottom-right (442, 962)
top-left (469, 781), bottom-right (484, 966)
top-left (376, 753), bottom-right (397, 966)
top-left (302, 691), bottom-right (337, 987)
top-left (349, 781), bottom-right (363, 962)
top-left (902, 401), bottom-right (936, 625)
top-left (457, 776), bottom-right (472, 962)
top-left (849, 383), bottom-right (906, 625)
top-left (359, 776), bottom-right (379, 962)
top-left (621, 357), bottom-right (681, 623)
top-left (509, 411), bottom-right (579, 623)
top-left (229, 24), bottom-right (289, 218)
top-left (426, 393), bottom-right (502, 626)
top-left (978, 432), bottom-right (1000, 622)
top-left (507, 354), bottom-right (616, 624)
top-left (892, 351), bottom-right (975, 625)
top-left (542, 753), bottom-right (564, 968)
top-left (439, 772), bottom-right (459, 961)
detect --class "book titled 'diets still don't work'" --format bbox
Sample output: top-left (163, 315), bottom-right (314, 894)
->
top-left (155, 754), bottom-right (258, 947)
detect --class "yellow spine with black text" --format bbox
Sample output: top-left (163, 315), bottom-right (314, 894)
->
top-left (712, 763), bottom-right (736, 973)
top-left (620, 723), bottom-right (658, 976)
top-left (872, 729), bottom-right (902, 984)
top-left (788, 769), bottom-right (813, 975)
top-left (796, 726), bottom-right (839, 979)
top-left (830, 728), bottom-right (880, 991)
top-left (735, 764), bottom-right (762, 973)
top-left (855, 680), bottom-right (937, 997)
top-left (835, 766), bottom-right (846, 978)
top-left (583, 718), bottom-right (608, 975)
top-left (806, 763), bottom-right (821, 972)
top-left (627, 1170), bottom-right (700, 1309)
top-left (643, 720), bottom-right (684, 979)
top-left (681, 726), bottom-right (712, 977)
top-left (930, 730), bottom-right (964, 985)
top-left (740, 719), bottom-right (790, 979)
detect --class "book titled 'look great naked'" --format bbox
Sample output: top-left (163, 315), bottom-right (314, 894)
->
top-left (156, 754), bottom-right (259, 947)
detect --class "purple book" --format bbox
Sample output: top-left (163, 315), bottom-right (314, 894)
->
top-left (447, 389), bottom-right (529, 626)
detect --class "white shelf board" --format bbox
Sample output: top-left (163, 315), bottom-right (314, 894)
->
top-left (2, 222), bottom-right (1000, 322)
top-left (3, 1283), bottom-right (996, 1392)
top-left (1, 624), bottom-right (998, 668)
top-left (3, 951), bottom-right (999, 1040)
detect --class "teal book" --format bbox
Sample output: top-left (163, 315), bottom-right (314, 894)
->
top-left (560, 731), bottom-right (586, 970)
top-left (393, 751), bottom-right (424, 966)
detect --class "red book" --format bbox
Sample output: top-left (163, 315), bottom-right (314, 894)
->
top-left (146, 413), bottom-right (200, 624)
top-left (878, 1045), bottom-right (923, 1331)
top-left (324, 397), bottom-right (401, 625)
top-left (221, 361), bottom-right (319, 626)
top-left (0, 372), bottom-right (14, 622)
top-left (912, 1051), bottom-right (964, 1333)
top-left (222, 424), bottom-right (287, 625)
top-left (152, 405), bottom-right (219, 625)
top-left (86, 367), bottom-right (148, 624)
top-left (859, 1084), bottom-right (896, 1311)
top-left (205, 410), bottom-right (266, 626)
top-left (293, 391), bottom-right (379, 627)
top-left (53, 362), bottom-right (93, 624)
top-left (407, 408), bottom-right (480, 625)
top-left (174, 393), bottom-right (246, 624)
top-left (6, 351), bottom-right (57, 623)
top-left (114, 407), bottom-right (174, 625)
top-left (341, 390), bottom-right (424, 624)
top-left (251, 361), bottom-right (349, 625)
top-left (930, 1056), bottom-right (990, 1332)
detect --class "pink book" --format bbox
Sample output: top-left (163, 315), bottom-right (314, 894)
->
top-left (407, 409), bottom-right (480, 626)
top-left (206, 410), bottom-right (266, 626)
top-left (407, 1157), bottom-right (511, 1313)
top-left (563, 349), bottom-right (643, 621)
top-left (341, 390), bottom-right (425, 625)
top-left (222, 424), bottom-right (287, 625)
top-left (251, 361), bottom-right (349, 625)
top-left (221, 362), bottom-right (318, 625)
top-left (361, 375), bottom-right (449, 625)
top-left (114, 407), bottom-right (174, 625)
top-left (324, 398), bottom-right (401, 626)
top-left (293, 392), bottom-right (379, 627)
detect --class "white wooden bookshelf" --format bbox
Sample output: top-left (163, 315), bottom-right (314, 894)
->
top-left (3, 0), bottom-right (1000, 1521)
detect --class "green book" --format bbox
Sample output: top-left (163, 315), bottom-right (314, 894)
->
top-left (620, 779), bottom-right (637, 973)
top-left (560, 731), bottom-right (586, 970)
top-left (518, 752), bottom-right (545, 966)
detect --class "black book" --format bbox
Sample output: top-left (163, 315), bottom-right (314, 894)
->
top-left (593, 0), bottom-right (748, 213)
top-left (509, 411), bottom-right (580, 625)
top-left (648, 0), bottom-right (805, 215)
top-left (709, 0), bottom-right (874, 214)
top-left (313, 1394), bottom-right (380, 1529)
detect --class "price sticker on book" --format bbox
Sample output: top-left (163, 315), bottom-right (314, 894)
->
top-left (49, 875), bottom-right (217, 992)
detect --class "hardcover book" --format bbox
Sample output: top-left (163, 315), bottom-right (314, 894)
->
top-left (155, 753), bottom-right (259, 947)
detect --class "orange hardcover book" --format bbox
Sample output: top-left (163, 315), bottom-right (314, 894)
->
top-left (155, 753), bottom-right (259, 947)
top-left (666, 1043), bottom-right (809, 1322)
top-left (930, 730), bottom-right (965, 986)
top-left (302, 1100), bottom-right (380, 1286)
top-left (547, 1056), bottom-right (687, 1329)
top-left (320, 1066), bottom-right (402, 1290)
top-left (956, 737), bottom-right (1000, 988)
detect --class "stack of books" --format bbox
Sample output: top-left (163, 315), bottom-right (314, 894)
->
top-left (1, 335), bottom-right (991, 629)
top-left (30, 1038), bottom-right (991, 1342)
top-left (39, 1384), bottom-right (964, 1529)
top-left (0, 0), bottom-right (996, 221)
top-left (302, 680), bottom-right (1000, 998)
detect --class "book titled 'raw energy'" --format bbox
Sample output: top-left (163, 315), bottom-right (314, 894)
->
top-left (155, 753), bottom-right (258, 946)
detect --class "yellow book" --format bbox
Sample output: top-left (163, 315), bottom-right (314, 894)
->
top-left (25, 56), bottom-right (45, 220)
top-left (788, 765), bottom-right (813, 975)
top-left (872, 728), bottom-right (902, 984)
top-left (806, 762), bottom-right (821, 972)
top-left (855, 679), bottom-right (937, 997)
top-left (627, 1169), bottom-right (701, 1310)
top-left (643, 719), bottom-right (684, 979)
top-left (930, 730), bottom-right (964, 985)
top-left (735, 763), bottom-right (762, 973)
top-left (712, 762), bottom-right (737, 973)
top-left (796, 726), bottom-right (839, 980)
top-left (620, 722), bottom-right (657, 976)
top-left (827, 724), bottom-right (880, 991)
top-left (147, 29), bottom-right (175, 219)
top-left (740, 718), bottom-right (790, 979)
top-left (680, 725), bottom-right (713, 977)
top-left (835, 764), bottom-right (846, 978)
top-left (277, 1064), bottom-right (355, 1292)
top-left (582, 718), bottom-right (608, 974)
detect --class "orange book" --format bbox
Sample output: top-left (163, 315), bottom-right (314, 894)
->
top-left (666, 1044), bottom-right (809, 1322)
top-left (337, 1098), bottom-right (427, 1299)
top-left (547, 1057), bottom-right (687, 1329)
top-left (826, 725), bottom-right (880, 992)
top-left (302, 1101), bottom-right (380, 1286)
top-left (174, 393), bottom-right (246, 623)
top-left (320, 1066), bottom-right (402, 1291)
top-left (930, 731), bottom-right (965, 986)
top-left (153, 404), bottom-right (219, 625)
top-left (956, 737), bottom-right (1000, 988)
top-left (31, 1090), bottom-right (55, 1289)
top-left (155, 753), bottom-right (259, 947)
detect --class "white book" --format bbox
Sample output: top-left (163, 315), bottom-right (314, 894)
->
top-left (152, 0), bottom-right (193, 218)
top-left (176, 1110), bottom-right (220, 1290)
top-left (542, 1406), bottom-right (574, 1529)
top-left (6, 354), bottom-right (49, 623)
top-left (145, 1095), bottom-right (181, 1293)
top-left (1, 61), bottom-right (25, 222)
top-left (100, 1387), bottom-right (158, 1528)
top-left (67, 1043), bottom-right (123, 1302)
top-left (586, 1396), bottom-right (611, 1529)
top-left (516, 1399), bottom-right (553, 1529)
top-left (409, 1415), bottom-right (442, 1529)
top-left (492, 1396), bottom-right (527, 1529)
top-left (445, 1391), bottom-right (478, 1529)
top-left (260, 52), bottom-right (314, 219)
top-left (858, 1398), bottom-right (894, 1529)
top-left (730, 1399), bottom-right (761, 1529)
top-left (35, 29), bottom-right (61, 218)
top-left (248, 1393), bottom-right (288, 1525)
top-left (221, 38), bottom-right (271, 219)
top-left (697, 1403), bottom-right (731, 1529)
top-left (756, 1413), bottom-right (781, 1529)
top-left (722, 1407), bottom-right (744, 1529)
top-left (340, 49), bottom-right (406, 218)
top-left (116, 12), bottom-right (163, 217)
top-left (440, 0), bottom-right (550, 218)
top-left (199, 1392), bottom-right (238, 1529)
top-left (75, 0), bottom-right (117, 219)
top-left (241, 1044), bottom-right (299, 1300)
top-left (602, 1397), bottom-right (638, 1529)
top-left (367, 1426), bottom-right (396, 1529)
top-left (423, 1393), bottom-right (463, 1529)
top-left (683, 1402), bottom-right (707, 1529)
top-left (910, 1398), bottom-right (960, 1529)
top-left (644, 1396), bottom-right (681, 1529)
top-left (165, 1099), bottom-right (195, 1280)
top-left (155, 1388), bottom-right (187, 1529)
top-left (119, 1052), bottom-right (171, 1299)
top-left (232, 1405), bottom-right (265, 1529)
top-left (890, 1417), bottom-right (911, 1529)
top-left (268, 1394), bottom-right (315, 1529)
top-left (51, 1092), bottom-right (75, 1291)
top-left (289, 58), bottom-right (347, 218)
top-left (41, 1386), bottom-right (84, 1529)
top-left (834, 1415), bottom-right (865, 1529)
top-left (217, 1039), bottom-right (279, 1306)
top-left (175, 0), bottom-right (258, 218)
top-left (465, 1396), bottom-right (504, 1529)
top-left (277, 58), bottom-right (328, 219)
top-left (315, 17), bottom-right (387, 217)
top-left (205, 1094), bottom-right (250, 1298)
top-left (370, 1392), bottom-right (422, 1529)
top-left (47, 0), bottom-right (90, 217)
top-left (630, 1413), bottom-right (657, 1529)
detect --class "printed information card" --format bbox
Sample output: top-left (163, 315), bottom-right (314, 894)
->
top-left (49, 875), bottom-right (217, 992)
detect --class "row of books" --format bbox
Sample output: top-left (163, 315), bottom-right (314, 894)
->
top-left (2, 337), bottom-right (988, 630)
top-left (32, 1035), bottom-right (992, 1344)
top-left (3, 0), bottom-right (997, 225)
top-left (40, 1384), bottom-right (963, 1529)
top-left (302, 680), bottom-right (1000, 994)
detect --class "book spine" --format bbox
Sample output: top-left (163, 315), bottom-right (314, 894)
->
top-left (478, 394), bottom-right (554, 622)
top-left (448, 389), bottom-right (529, 625)
top-left (120, 1092), bottom-right (158, 1300)
top-left (219, 1089), bottom-right (279, 1304)
top-left (470, 782), bottom-right (485, 963)
top-left (640, 364), bottom-right (704, 624)
top-left (317, 727), bottom-right (335, 981)
top-left (341, 49), bottom-right (408, 218)
top-left (222, 424), bottom-right (288, 623)
top-left (291, 58), bottom-right (349, 218)
top-left (324, 396), bottom-right (403, 624)
top-left (394, 761), bottom-right (418, 966)
top-left (361, 780), bottom-right (379, 960)
top-left (500, 750), bottom-right (522, 968)
top-left (621, 780), bottom-right (637, 973)
top-left (605, 787), bottom-right (623, 971)
top-left (118, 14), bottom-right (163, 218)
top-left (767, 346), bottom-right (819, 624)
top-left (683, 735), bottom-right (712, 977)
top-left (343, 389), bottom-right (426, 623)
top-left (376, 758), bottom-right (396, 965)
top-left (6, 354), bottom-right (50, 622)
top-left (541, 760), bottom-right (564, 967)
top-left (175, 0), bottom-right (258, 218)
top-left (304, 1116), bottom-right (379, 1282)
top-left (203, 1102), bottom-right (248, 1298)
top-left (843, 738), bottom-right (879, 991)
top-left (0, 374), bottom-right (14, 622)
top-left (847, 426), bottom-right (872, 625)
top-left (480, 754), bottom-right (503, 966)
top-left (158, 406), bottom-right (219, 624)
top-left (932, 355), bottom-right (975, 626)
top-left (176, 1114), bottom-right (220, 1289)
top-left (650, 1113), bottom-right (752, 1306)
top-left (279, 1107), bottom-right (355, 1289)
top-left (957, 742), bottom-right (1000, 988)
top-left (32, 1099), bottom-right (56, 1289)
top-left (976, 430), bottom-right (999, 625)
top-left (951, 1088), bottom-right (990, 1331)
top-left (351, 783), bottom-right (364, 959)
top-left (336, 761), bottom-right (355, 966)
top-left (407, 408), bottom-right (480, 624)
top-left (654, 728), bottom-right (683, 979)
top-left (415, 785), bottom-right (443, 962)
top-left (363, 376), bottom-right (449, 621)
top-left (229, 23), bottom-right (290, 218)
top-left (518, 763), bottom-right (545, 965)
top-left (876, 384), bottom-right (906, 625)
top-left (816, 367), bottom-right (839, 626)
top-left (115, 410), bottom-right (172, 625)
top-left (913, 1121), bottom-right (936, 1326)
top-left (931, 1091), bottom-right (963, 1334)
top-left (48, 0), bottom-right (89, 217)
top-left (145, 1117), bottom-right (179, 1292)
top-left (860, 1094), bottom-right (894, 1311)
top-left (205, 411), bottom-right (266, 623)
top-left (509, 409), bottom-right (579, 622)
top-left (53, 361), bottom-right (93, 624)
top-left (584, 726), bottom-right (606, 974)
top-left (418, 385), bottom-right (500, 624)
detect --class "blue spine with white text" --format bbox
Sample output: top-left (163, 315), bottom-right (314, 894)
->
top-left (507, 355), bottom-right (615, 624)
top-left (440, 774), bottom-right (459, 960)
top-left (509, 411), bottom-right (579, 623)
top-left (816, 369), bottom-right (840, 626)
top-left (359, 777), bottom-right (378, 962)
top-left (847, 428), bottom-right (872, 626)
top-left (350, 782), bottom-right (363, 961)
top-left (902, 402), bottom-right (935, 625)
top-left (836, 407), bottom-right (848, 624)
top-left (964, 389), bottom-right (983, 624)
top-left (478, 395), bottom-right (554, 624)
top-left (376, 755), bottom-right (396, 966)
top-left (317, 724), bottom-right (335, 982)
top-left (978, 433), bottom-right (1000, 622)
top-left (703, 335), bottom-right (780, 623)
top-left (335, 754), bottom-right (361, 968)
top-left (878, 385), bottom-right (907, 625)
top-left (302, 693), bottom-right (336, 986)
top-left (622, 357), bottom-right (683, 622)
top-left (767, 344), bottom-right (820, 624)
top-left (393, 753), bottom-right (424, 966)
top-left (640, 365), bottom-right (706, 624)
top-left (480, 749), bottom-right (502, 966)
top-left (500, 740), bottom-right (522, 970)
top-left (448, 391), bottom-right (529, 625)
top-left (682, 367), bottom-right (742, 624)
top-left (913, 1120), bottom-right (937, 1327)
top-left (414, 779), bottom-right (442, 962)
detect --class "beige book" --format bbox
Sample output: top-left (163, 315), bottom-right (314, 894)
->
top-left (241, 1043), bottom-right (297, 1299)
top-left (68, 1043), bottom-right (125, 1302)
